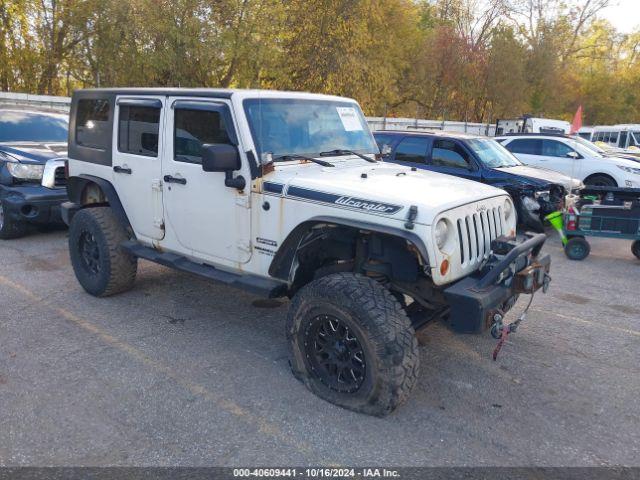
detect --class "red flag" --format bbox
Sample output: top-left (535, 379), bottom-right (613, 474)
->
top-left (570, 105), bottom-right (583, 134)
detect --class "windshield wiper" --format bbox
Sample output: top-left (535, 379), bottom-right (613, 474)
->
top-left (272, 154), bottom-right (335, 167)
top-left (319, 149), bottom-right (377, 163)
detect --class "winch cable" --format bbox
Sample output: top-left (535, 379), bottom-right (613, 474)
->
top-left (492, 292), bottom-right (535, 361)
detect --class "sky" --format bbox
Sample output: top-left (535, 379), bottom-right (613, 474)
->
top-left (600, 0), bottom-right (639, 33)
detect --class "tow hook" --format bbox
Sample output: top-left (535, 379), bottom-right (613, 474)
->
top-left (490, 311), bottom-right (506, 339)
top-left (491, 293), bottom-right (536, 360)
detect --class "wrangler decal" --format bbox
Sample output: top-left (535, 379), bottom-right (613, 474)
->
top-left (286, 186), bottom-right (402, 215)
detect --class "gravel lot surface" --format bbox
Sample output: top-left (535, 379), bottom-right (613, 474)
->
top-left (0, 228), bottom-right (638, 466)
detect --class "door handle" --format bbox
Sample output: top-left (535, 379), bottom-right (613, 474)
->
top-left (163, 175), bottom-right (187, 185)
top-left (113, 165), bottom-right (132, 174)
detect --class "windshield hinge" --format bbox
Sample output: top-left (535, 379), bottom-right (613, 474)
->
top-left (405, 205), bottom-right (418, 230)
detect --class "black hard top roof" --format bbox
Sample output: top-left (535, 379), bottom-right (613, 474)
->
top-left (73, 88), bottom-right (234, 99)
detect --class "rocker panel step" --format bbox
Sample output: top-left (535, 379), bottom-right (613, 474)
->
top-left (121, 241), bottom-right (286, 297)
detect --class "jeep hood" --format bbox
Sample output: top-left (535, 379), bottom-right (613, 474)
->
top-left (266, 159), bottom-right (508, 225)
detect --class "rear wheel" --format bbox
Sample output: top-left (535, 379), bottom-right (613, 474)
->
top-left (584, 174), bottom-right (617, 187)
top-left (0, 200), bottom-right (28, 239)
top-left (564, 236), bottom-right (590, 261)
top-left (68, 207), bottom-right (137, 296)
top-left (632, 240), bottom-right (640, 260)
top-left (287, 273), bottom-right (419, 416)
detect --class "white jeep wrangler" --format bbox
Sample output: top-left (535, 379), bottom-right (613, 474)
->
top-left (62, 88), bottom-right (551, 416)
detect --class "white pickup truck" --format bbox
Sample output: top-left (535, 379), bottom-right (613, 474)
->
top-left (62, 88), bottom-right (551, 416)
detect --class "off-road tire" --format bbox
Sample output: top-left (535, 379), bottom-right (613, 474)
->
top-left (564, 236), bottom-right (590, 261)
top-left (0, 200), bottom-right (28, 239)
top-left (68, 207), bottom-right (137, 297)
top-left (632, 240), bottom-right (640, 260)
top-left (287, 273), bottom-right (419, 416)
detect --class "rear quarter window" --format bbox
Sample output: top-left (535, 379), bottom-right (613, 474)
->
top-left (76, 99), bottom-right (111, 150)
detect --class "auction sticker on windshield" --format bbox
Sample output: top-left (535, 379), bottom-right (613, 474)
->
top-left (336, 107), bottom-right (363, 131)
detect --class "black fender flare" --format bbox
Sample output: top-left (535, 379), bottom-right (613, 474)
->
top-left (268, 216), bottom-right (431, 282)
top-left (66, 174), bottom-right (132, 232)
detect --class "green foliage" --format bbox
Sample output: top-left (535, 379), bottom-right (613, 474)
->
top-left (0, 0), bottom-right (638, 124)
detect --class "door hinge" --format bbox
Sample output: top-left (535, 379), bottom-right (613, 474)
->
top-left (238, 241), bottom-right (252, 253)
top-left (236, 195), bottom-right (250, 208)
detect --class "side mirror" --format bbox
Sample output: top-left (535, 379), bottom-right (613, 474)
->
top-left (381, 144), bottom-right (392, 157)
top-left (566, 151), bottom-right (580, 159)
top-left (202, 144), bottom-right (240, 172)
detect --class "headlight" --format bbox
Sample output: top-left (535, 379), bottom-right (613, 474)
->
top-left (503, 198), bottom-right (514, 220)
top-left (522, 195), bottom-right (541, 212)
top-left (435, 219), bottom-right (449, 250)
top-left (617, 165), bottom-right (640, 175)
top-left (6, 162), bottom-right (45, 180)
top-left (534, 190), bottom-right (550, 201)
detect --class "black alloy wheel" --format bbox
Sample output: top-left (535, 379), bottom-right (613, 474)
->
top-left (79, 230), bottom-right (101, 275)
top-left (304, 314), bottom-right (366, 393)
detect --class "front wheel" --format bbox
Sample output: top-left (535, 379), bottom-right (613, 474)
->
top-left (632, 240), bottom-right (640, 260)
top-left (584, 175), bottom-right (617, 187)
top-left (287, 273), bottom-right (419, 416)
top-left (68, 207), bottom-right (137, 297)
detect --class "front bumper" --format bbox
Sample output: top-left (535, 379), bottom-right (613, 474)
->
top-left (0, 184), bottom-right (68, 225)
top-left (443, 234), bottom-right (551, 333)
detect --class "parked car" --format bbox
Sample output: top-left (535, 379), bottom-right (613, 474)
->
top-left (570, 135), bottom-right (640, 162)
top-left (496, 133), bottom-right (640, 188)
top-left (62, 88), bottom-right (551, 416)
top-left (374, 130), bottom-right (581, 232)
top-left (0, 109), bottom-right (69, 239)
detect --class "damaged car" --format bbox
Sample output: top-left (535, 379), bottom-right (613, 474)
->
top-left (374, 130), bottom-right (582, 232)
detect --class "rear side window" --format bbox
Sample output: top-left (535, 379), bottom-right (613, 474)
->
top-left (76, 99), bottom-right (111, 149)
top-left (431, 139), bottom-right (471, 169)
top-left (174, 109), bottom-right (232, 164)
top-left (394, 136), bottom-right (429, 164)
top-left (505, 138), bottom-right (541, 155)
top-left (118, 106), bottom-right (161, 157)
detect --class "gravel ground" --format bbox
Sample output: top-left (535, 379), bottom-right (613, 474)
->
top-left (0, 228), bottom-right (638, 467)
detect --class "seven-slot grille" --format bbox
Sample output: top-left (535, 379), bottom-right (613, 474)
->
top-left (456, 206), bottom-right (504, 268)
top-left (54, 166), bottom-right (66, 187)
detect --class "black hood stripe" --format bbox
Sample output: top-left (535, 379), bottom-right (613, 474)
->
top-left (262, 183), bottom-right (403, 215)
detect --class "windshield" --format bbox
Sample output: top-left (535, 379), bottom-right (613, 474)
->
top-left (565, 137), bottom-right (605, 158)
top-left (243, 98), bottom-right (377, 162)
top-left (571, 135), bottom-right (606, 156)
top-left (0, 111), bottom-right (68, 142)
top-left (467, 138), bottom-right (521, 167)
